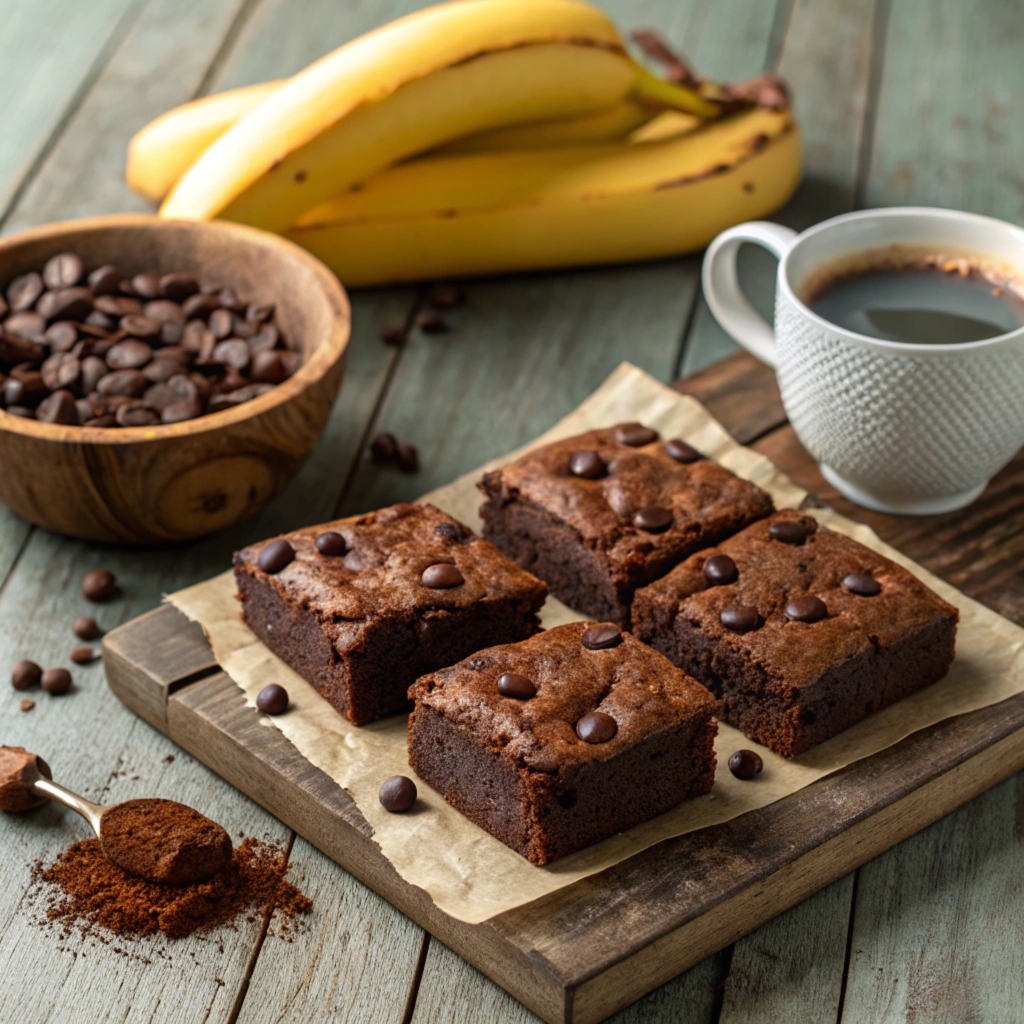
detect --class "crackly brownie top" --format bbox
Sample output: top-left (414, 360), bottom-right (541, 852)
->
top-left (234, 502), bottom-right (547, 621)
top-left (633, 510), bottom-right (959, 690)
top-left (410, 621), bottom-right (717, 773)
top-left (479, 424), bottom-right (774, 582)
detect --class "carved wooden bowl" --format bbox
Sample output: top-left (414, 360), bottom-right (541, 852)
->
top-left (0, 215), bottom-right (350, 544)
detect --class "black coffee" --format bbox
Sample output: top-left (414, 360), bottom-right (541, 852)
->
top-left (807, 263), bottom-right (1024, 344)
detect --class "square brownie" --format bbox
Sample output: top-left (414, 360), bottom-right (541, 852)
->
top-left (478, 422), bottom-right (773, 627)
top-left (234, 502), bottom-right (548, 725)
top-left (632, 510), bottom-right (959, 758)
top-left (408, 621), bottom-right (718, 865)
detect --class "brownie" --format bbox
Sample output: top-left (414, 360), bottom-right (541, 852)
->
top-left (478, 423), bottom-right (774, 627)
top-left (408, 621), bottom-right (718, 865)
top-left (234, 503), bottom-right (548, 725)
top-left (632, 510), bottom-right (959, 758)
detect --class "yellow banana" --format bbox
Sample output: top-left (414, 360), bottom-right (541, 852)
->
top-left (127, 81), bottom-right (281, 203)
top-left (160, 0), bottom-right (719, 232)
top-left (287, 108), bottom-right (800, 286)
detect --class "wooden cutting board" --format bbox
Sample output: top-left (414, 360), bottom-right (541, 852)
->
top-left (103, 353), bottom-right (1024, 1024)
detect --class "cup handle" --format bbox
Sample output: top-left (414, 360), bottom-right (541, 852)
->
top-left (701, 221), bottom-right (798, 368)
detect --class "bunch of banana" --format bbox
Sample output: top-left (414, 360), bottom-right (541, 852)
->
top-left (129, 0), bottom-right (802, 285)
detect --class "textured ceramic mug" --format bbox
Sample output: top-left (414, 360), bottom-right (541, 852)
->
top-left (702, 207), bottom-right (1024, 514)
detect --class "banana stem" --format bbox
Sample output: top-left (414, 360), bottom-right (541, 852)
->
top-left (631, 66), bottom-right (722, 120)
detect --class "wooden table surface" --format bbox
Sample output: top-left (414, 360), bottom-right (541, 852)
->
top-left (1, 1), bottom-right (1022, 1022)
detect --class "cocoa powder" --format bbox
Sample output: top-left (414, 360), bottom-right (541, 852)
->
top-left (32, 836), bottom-right (311, 940)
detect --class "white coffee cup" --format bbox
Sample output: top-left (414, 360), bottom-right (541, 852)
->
top-left (702, 207), bottom-right (1024, 514)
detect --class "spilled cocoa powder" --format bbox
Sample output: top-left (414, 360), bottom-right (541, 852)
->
top-left (31, 835), bottom-right (311, 941)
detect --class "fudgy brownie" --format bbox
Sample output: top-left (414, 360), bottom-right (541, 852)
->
top-left (234, 503), bottom-right (548, 725)
top-left (478, 423), bottom-right (773, 627)
top-left (632, 510), bottom-right (959, 758)
top-left (408, 621), bottom-right (718, 865)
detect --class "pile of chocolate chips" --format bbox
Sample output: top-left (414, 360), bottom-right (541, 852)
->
top-left (0, 252), bottom-right (300, 427)
top-left (31, 835), bottom-right (311, 941)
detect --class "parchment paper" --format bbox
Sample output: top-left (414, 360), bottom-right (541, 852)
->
top-left (169, 362), bottom-right (1024, 924)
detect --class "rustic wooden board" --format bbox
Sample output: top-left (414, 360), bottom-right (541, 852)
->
top-left (104, 370), bottom-right (1024, 1023)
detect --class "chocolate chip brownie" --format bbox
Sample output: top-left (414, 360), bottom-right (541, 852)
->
top-left (478, 423), bottom-right (774, 627)
top-left (632, 510), bottom-right (959, 758)
top-left (408, 621), bottom-right (718, 865)
top-left (234, 503), bottom-right (548, 726)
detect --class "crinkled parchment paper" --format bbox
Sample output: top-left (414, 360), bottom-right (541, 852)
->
top-left (169, 362), bottom-right (1024, 924)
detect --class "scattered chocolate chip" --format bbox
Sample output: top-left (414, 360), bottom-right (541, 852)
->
top-left (258, 539), bottom-right (294, 574)
top-left (41, 667), bottom-right (72, 695)
top-left (71, 646), bottom-right (97, 665)
top-left (396, 443), bottom-right (419, 474)
top-left (843, 572), bottom-right (881, 596)
top-left (497, 672), bottom-right (536, 700)
top-left (379, 775), bottom-right (417, 812)
top-left (720, 605), bottom-right (760, 633)
top-left (728, 749), bottom-right (763, 780)
top-left (665, 439), bottom-right (703, 463)
top-left (633, 505), bottom-right (673, 532)
top-left (703, 554), bottom-right (738, 585)
top-left (73, 616), bottom-right (101, 640)
top-left (415, 310), bottom-right (447, 334)
top-left (784, 595), bottom-right (827, 622)
top-left (569, 450), bottom-right (605, 479)
top-left (42, 252), bottom-right (83, 290)
top-left (614, 422), bottom-right (658, 447)
top-left (19, 699), bottom-right (34, 713)
top-left (576, 711), bottom-right (617, 744)
top-left (378, 324), bottom-right (403, 345)
top-left (82, 569), bottom-right (117, 602)
top-left (581, 623), bottom-right (622, 650)
top-left (422, 563), bottom-right (463, 588)
top-left (11, 660), bottom-right (41, 691)
top-left (315, 531), bottom-right (347, 556)
top-left (256, 683), bottom-right (289, 715)
top-left (768, 520), bottom-right (809, 545)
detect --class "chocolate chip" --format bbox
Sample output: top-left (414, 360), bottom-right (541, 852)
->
top-left (784, 595), bottom-right (827, 622)
top-left (704, 554), bottom-right (738, 585)
top-left (379, 775), bottom-right (417, 812)
top-left (581, 623), bottom-right (622, 650)
top-left (434, 521), bottom-right (468, 543)
top-left (720, 605), bottom-right (760, 633)
top-left (73, 616), bottom-right (101, 640)
top-left (371, 432), bottom-right (398, 463)
top-left (768, 520), bottom-right (809, 545)
top-left (422, 563), bottom-right (463, 588)
top-left (497, 672), bottom-right (536, 700)
top-left (71, 646), bottom-right (97, 665)
top-left (665, 438), bottom-right (703, 463)
top-left (7, 272), bottom-right (44, 311)
top-left (131, 272), bottom-right (163, 299)
top-left (106, 339), bottom-right (154, 370)
top-left (614, 422), bottom-right (658, 446)
top-left (576, 711), bottom-right (617, 743)
top-left (416, 310), bottom-right (447, 333)
top-left (728, 749), bottom-right (763, 779)
top-left (843, 572), bottom-right (881, 597)
top-left (82, 569), bottom-right (117, 602)
top-left (159, 272), bottom-right (199, 301)
top-left (42, 252), bottom-right (83, 290)
top-left (41, 668), bottom-right (72, 695)
top-left (258, 539), bottom-right (294, 574)
top-left (11, 660), bottom-right (41, 691)
top-left (396, 443), bottom-right (419, 474)
top-left (87, 264), bottom-right (122, 296)
top-left (256, 683), bottom-right (289, 715)
top-left (378, 324), bottom-right (403, 345)
top-left (36, 390), bottom-right (79, 425)
top-left (569, 449), bottom-right (605, 479)
top-left (315, 531), bottom-right (347, 556)
top-left (633, 505), bottom-right (672, 532)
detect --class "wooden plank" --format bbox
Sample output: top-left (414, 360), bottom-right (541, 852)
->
top-left (680, 0), bottom-right (879, 375)
top-left (103, 599), bottom-right (1024, 1024)
top-left (839, 775), bottom-right (1024, 1024)
top-left (0, 0), bottom-right (138, 222)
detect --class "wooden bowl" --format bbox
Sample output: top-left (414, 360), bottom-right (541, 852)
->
top-left (0, 215), bottom-right (350, 544)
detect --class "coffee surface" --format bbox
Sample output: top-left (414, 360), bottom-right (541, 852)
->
top-left (808, 265), bottom-right (1024, 344)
